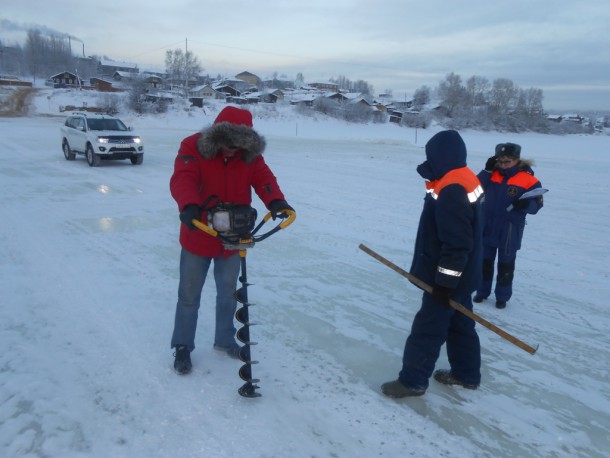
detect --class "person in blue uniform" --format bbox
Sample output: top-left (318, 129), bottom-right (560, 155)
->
top-left (473, 143), bottom-right (544, 309)
top-left (381, 130), bottom-right (485, 397)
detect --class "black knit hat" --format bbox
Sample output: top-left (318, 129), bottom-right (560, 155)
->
top-left (495, 142), bottom-right (521, 159)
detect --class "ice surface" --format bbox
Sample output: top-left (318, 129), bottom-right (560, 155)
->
top-left (0, 91), bottom-right (609, 457)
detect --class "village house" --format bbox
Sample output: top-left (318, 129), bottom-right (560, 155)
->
top-left (190, 84), bottom-right (223, 99)
top-left (89, 77), bottom-right (122, 92)
top-left (212, 82), bottom-right (241, 98)
top-left (48, 71), bottom-right (84, 88)
top-left (262, 77), bottom-right (295, 90)
top-left (309, 80), bottom-right (339, 92)
top-left (260, 89), bottom-right (284, 103)
top-left (113, 71), bottom-right (137, 82)
top-left (188, 84), bottom-right (225, 107)
top-left (98, 58), bottom-right (139, 78)
top-left (235, 71), bottom-right (262, 89)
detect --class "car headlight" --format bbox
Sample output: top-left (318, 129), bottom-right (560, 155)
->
top-left (133, 137), bottom-right (142, 144)
top-left (97, 137), bottom-right (109, 144)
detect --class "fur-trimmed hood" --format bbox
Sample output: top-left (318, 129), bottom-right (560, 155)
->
top-left (196, 107), bottom-right (266, 163)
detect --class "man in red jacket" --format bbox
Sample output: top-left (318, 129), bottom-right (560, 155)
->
top-left (169, 106), bottom-right (293, 375)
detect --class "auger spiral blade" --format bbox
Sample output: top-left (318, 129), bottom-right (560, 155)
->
top-left (234, 285), bottom-right (253, 304)
top-left (235, 307), bottom-right (258, 325)
top-left (236, 327), bottom-right (258, 346)
top-left (239, 364), bottom-right (260, 382)
top-left (238, 382), bottom-right (261, 398)
top-left (238, 346), bottom-right (259, 363)
top-left (238, 360), bottom-right (261, 398)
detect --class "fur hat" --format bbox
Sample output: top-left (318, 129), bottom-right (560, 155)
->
top-left (495, 142), bottom-right (521, 159)
top-left (197, 107), bottom-right (265, 163)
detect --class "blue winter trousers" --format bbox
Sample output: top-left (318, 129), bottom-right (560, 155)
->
top-left (171, 248), bottom-right (241, 351)
top-left (399, 292), bottom-right (481, 390)
top-left (475, 245), bottom-right (517, 302)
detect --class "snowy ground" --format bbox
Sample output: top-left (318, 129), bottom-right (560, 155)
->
top-left (1, 89), bottom-right (609, 457)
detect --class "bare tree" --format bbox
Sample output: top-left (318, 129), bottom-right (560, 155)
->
top-left (295, 72), bottom-right (305, 87)
top-left (24, 29), bottom-right (73, 81)
top-left (412, 85), bottom-right (431, 110)
top-left (489, 78), bottom-right (517, 114)
top-left (437, 72), bottom-right (467, 117)
top-left (330, 75), bottom-right (349, 91)
top-left (353, 79), bottom-right (373, 95)
top-left (165, 48), bottom-right (202, 97)
top-left (465, 76), bottom-right (490, 111)
top-left (330, 75), bottom-right (373, 95)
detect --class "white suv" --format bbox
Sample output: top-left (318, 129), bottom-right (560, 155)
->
top-left (61, 113), bottom-right (144, 166)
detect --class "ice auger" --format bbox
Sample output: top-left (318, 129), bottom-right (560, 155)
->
top-left (192, 202), bottom-right (296, 397)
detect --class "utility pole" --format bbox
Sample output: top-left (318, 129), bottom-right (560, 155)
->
top-left (184, 37), bottom-right (188, 95)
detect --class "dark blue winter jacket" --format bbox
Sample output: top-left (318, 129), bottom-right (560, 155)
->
top-left (409, 130), bottom-right (484, 296)
top-left (477, 162), bottom-right (543, 254)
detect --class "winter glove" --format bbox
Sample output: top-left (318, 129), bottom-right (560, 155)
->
top-left (512, 199), bottom-right (529, 210)
top-left (179, 204), bottom-right (202, 230)
top-left (484, 156), bottom-right (497, 172)
top-left (431, 284), bottom-right (453, 309)
top-left (268, 199), bottom-right (294, 220)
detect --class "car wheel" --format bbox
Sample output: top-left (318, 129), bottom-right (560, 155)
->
top-left (63, 140), bottom-right (76, 160)
top-left (130, 154), bottom-right (144, 165)
top-left (86, 145), bottom-right (100, 167)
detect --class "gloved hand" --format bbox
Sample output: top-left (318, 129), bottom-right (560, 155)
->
top-left (512, 199), bottom-right (528, 210)
top-left (431, 284), bottom-right (453, 308)
top-left (484, 156), bottom-right (497, 172)
top-left (179, 204), bottom-right (202, 230)
top-left (268, 199), bottom-right (294, 220)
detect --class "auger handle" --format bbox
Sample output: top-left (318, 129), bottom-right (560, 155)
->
top-left (190, 209), bottom-right (296, 246)
top-left (250, 209), bottom-right (296, 242)
top-left (192, 219), bottom-right (217, 236)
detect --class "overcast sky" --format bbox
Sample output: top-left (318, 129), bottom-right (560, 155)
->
top-left (2, 1), bottom-right (609, 111)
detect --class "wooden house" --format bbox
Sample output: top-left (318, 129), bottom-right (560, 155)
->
top-left (49, 71), bottom-right (84, 88)
top-left (309, 81), bottom-right (339, 91)
top-left (99, 58), bottom-right (139, 77)
top-left (89, 78), bottom-right (122, 92)
top-left (190, 84), bottom-right (223, 99)
top-left (235, 71), bottom-right (262, 88)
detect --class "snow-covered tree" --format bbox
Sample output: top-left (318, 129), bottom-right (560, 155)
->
top-left (164, 49), bottom-right (202, 96)
top-left (437, 72), bottom-right (467, 117)
top-left (412, 85), bottom-right (431, 110)
top-left (465, 75), bottom-right (490, 111)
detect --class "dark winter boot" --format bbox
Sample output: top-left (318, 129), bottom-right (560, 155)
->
top-left (473, 295), bottom-right (487, 303)
top-left (433, 369), bottom-right (478, 390)
top-left (495, 300), bottom-right (507, 309)
top-left (173, 346), bottom-right (192, 375)
top-left (381, 379), bottom-right (426, 398)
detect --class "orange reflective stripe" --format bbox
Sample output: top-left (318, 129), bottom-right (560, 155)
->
top-left (507, 172), bottom-right (539, 189)
top-left (491, 169), bottom-right (540, 188)
top-left (430, 167), bottom-right (483, 203)
top-left (491, 170), bottom-right (504, 183)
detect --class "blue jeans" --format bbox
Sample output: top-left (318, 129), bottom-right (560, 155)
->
top-left (171, 248), bottom-right (241, 351)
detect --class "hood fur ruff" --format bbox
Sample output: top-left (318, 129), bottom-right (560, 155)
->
top-left (196, 122), bottom-right (266, 163)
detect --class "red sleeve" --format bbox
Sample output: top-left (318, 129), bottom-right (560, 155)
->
top-left (249, 156), bottom-right (286, 207)
top-left (170, 134), bottom-right (202, 211)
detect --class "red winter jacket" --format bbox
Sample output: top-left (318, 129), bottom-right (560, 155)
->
top-left (170, 109), bottom-right (285, 258)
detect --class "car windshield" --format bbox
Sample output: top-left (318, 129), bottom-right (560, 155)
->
top-left (87, 118), bottom-right (128, 131)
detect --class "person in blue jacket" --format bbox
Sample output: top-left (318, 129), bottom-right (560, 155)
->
top-left (473, 143), bottom-right (544, 309)
top-left (381, 130), bottom-right (485, 398)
